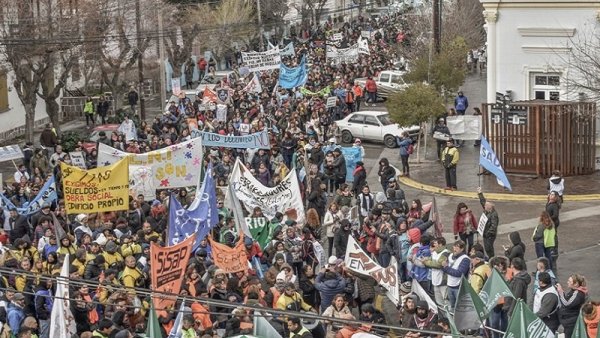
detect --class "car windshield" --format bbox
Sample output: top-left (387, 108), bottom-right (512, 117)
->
top-left (378, 114), bottom-right (394, 126)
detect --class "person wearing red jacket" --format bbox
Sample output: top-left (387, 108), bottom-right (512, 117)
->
top-left (453, 202), bottom-right (477, 253)
top-left (365, 77), bottom-right (378, 106)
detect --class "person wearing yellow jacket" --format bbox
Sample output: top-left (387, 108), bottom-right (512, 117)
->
top-left (83, 97), bottom-right (95, 127)
top-left (102, 241), bottom-right (124, 270)
top-left (120, 255), bottom-right (145, 290)
top-left (469, 251), bottom-right (491, 293)
top-left (441, 139), bottom-right (460, 190)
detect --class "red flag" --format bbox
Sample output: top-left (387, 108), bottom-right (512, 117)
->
top-left (202, 87), bottom-right (217, 103)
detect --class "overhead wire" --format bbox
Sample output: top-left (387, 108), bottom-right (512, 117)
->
top-left (0, 266), bottom-right (459, 337)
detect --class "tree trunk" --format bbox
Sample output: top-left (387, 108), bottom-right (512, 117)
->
top-left (46, 98), bottom-right (61, 134)
top-left (24, 102), bottom-right (36, 144)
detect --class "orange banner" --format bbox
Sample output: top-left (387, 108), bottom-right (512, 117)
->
top-left (150, 235), bottom-right (194, 316)
top-left (208, 237), bottom-right (248, 273)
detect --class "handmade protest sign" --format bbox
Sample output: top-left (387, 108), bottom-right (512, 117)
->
top-left (61, 158), bottom-right (129, 214)
top-left (97, 137), bottom-right (203, 189)
top-left (208, 237), bottom-right (249, 273)
top-left (0, 144), bottom-right (23, 162)
top-left (230, 158), bottom-right (305, 225)
top-left (69, 152), bottom-right (87, 169)
top-left (477, 213), bottom-right (488, 236)
top-left (242, 48), bottom-right (281, 72)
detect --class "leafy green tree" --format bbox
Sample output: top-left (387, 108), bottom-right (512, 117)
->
top-left (386, 83), bottom-right (446, 126)
top-left (405, 37), bottom-right (469, 97)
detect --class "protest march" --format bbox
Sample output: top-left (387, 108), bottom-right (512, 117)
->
top-left (0, 10), bottom-right (597, 338)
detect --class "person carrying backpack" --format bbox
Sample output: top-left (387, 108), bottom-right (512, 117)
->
top-left (396, 131), bottom-right (413, 177)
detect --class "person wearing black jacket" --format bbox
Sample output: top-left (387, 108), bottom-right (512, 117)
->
top-left (557, 274), bottom-right (588, 338)
top-left (333, 219), bottom-right (351, 256)
top-left (34, 278), bottom-right (53, 338)
top-left (503, 231), bottom-right (525, 263)
top-left (546, 191), bottom-right (561, 228)
top-left (83, 255), bottom-right (105, 281)
top-left (8, 209), bottom-right (29, 242)
top-left (477, 187), bottom-right (499, 258)
top-left (70, 291), bottom-right (92, 335)
top-left (503, 257), bottom-right (531, 316)
top-left (378, 158), bottom-right (396, 192)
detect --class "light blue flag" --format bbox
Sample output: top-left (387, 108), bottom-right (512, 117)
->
top-left (479, 135), bottom-right (512, 191)
top-left (279, 56), bottom-right (308, 89)
top-left (340, 146), bottom-right (363, 183)
top-left (167, 300), bottom-right (186, 338)
top-left (168, 165), bottom-right (219, 250)
top-left (0, 176), bottom-right (57, 215)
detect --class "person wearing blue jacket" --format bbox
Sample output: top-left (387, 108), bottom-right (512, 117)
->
top-left (315, 269), bottom-right (347, 312)
top-left (396, 131), bottom-right (412, 177)
top-left (410, 235), bottom-right (433, 295)
top-left (441, 240), bottom-right (471, 310)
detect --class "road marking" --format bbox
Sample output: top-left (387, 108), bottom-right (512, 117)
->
top-left (498, 205), bottom-right (600, 234)
top-left (398, 176), bottom-right (600, 201)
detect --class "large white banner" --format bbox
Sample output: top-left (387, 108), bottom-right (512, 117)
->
top-left (326, 44), bottom-right (359, 64)
top-left (97, 138), bottom-right (203, 190)
top-left (230, 158), bottom-right (305, 225)
top-left (344, 236), bottom-right (400, 305)
top-left (447, 115), bottom-right (482, 140)
top-left (242, 48), bottom-right (281, 72)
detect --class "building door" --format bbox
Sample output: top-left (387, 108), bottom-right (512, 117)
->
top-left (531, 73), bottom-right (560, 101)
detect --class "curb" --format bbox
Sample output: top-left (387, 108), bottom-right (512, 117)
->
top-left (398, 176), bottom-right (600, 201)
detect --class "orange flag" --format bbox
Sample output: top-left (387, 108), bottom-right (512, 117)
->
top-left (150, 235), bottom-right (194, 317)
top-left (208, 237), bottom-right (249, 273)
top-left (202, 88), bottom-right (217, 103)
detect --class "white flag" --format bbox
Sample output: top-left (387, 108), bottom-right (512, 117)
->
top-left (167, 300), bottom-right (186, 338)
top-left (358, 37), bottom-right (370, 55)
top-left (243, 73), bottom-right (263, 93)
top-left (50, 254), bottom-right (76, 338)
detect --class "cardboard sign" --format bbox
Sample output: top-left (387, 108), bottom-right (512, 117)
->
top-left (0, 144), bottom-right (23, 162)
top-left (477, 213), bottom-right (488, 236)
top-left (69, 152), bottom-right (87, 169)
top-left (326, 96), bottom-right (337, 108)
top-left (61, 159), bottom-right (129, 214)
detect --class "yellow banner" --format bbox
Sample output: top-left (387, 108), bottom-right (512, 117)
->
top-left (61, 158), bottom-right (129, 214)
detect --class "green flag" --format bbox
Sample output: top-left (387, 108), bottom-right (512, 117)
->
top-left (146, 305), bottom-right (162, 338)
top-left (439, 307), bottom-right (461, 337)
top-left (479, 268), bottom-right (515, 318)
top-left (504, 299), bottom-right (555, 338)
top-left (571, 310), bottom-right (588, 338)
top-left (454, 277), bottom-right (486, 331)
top-left (246, 216), bottom-right (273, 249)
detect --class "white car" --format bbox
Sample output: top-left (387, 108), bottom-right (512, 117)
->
top-left (337, 111), bottom-right (421, 148)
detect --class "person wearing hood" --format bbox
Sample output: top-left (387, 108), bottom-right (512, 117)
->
top-left (73, 214), bottom-right (93, 245)
top-left (503, 231), bottom-right (525, 262)
top-left (315, 265), bottom-right (347, 312)
top-left (265, 254), bottom-right (288, 287)
top-left (102, 240), bottom-right (124, 270)
top-left (405, 300), bottom-right (438, 338)
top-left (333, 219), bottom-right (351, 257)
top-left (503, 257), bottom-right (531, 316)
top-left (57, 236), bottom-right (77, 257)
top-left (557, 274), bottom-right (588, 338)
top-left (377, 158), bottom-right (396, 192)
top-left (547, 170), bottom-right (564, 203)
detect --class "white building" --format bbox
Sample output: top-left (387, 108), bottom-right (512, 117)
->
top-left (481, 0), bottom-right (600, 103)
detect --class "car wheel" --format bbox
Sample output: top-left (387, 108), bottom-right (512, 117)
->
top-left (384, 135), bottom-right (397, 148)
top-left (341, 130), bottom-right (353, 144)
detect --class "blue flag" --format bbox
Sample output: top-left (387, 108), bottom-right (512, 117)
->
top-left (0, 176), bottom-right (57, 215)
top-left (168, 165), bottom-right (219, 250)
top-left (279, 55), bottom-right (308, 89)
top-left (479, 135), bottom-right (512, 191)
top-left (340, 147), bottom-right (363, 183)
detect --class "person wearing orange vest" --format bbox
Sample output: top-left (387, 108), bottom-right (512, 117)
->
top-left (583, 301), bottom-right (600, 338)
top-left (353, 81), bottom-right (364, 111)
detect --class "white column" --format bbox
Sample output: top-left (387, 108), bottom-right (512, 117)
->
top-left (484, 10), bottom-right (498, 104)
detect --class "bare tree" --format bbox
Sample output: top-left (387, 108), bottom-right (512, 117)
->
top-left (442, 0), bottom-right (485, 49)
top-left (0, 0), bottom-right (82, 140)
top-left (562, 31), bottom-right (600, 102)
top-left (191, 0), bottom-right (257, 63)
top-left (163, 4), bottom-right (202, 79)
top-left (293, 0), bottom-right (328, 25)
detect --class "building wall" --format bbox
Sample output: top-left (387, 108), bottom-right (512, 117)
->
top-left (481, 0), bottom-right (600, 103)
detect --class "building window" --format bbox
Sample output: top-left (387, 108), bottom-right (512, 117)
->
top-left (0, 73), bottom-right (9, 112)
top-left (531, 73), bottom-right (561, 101)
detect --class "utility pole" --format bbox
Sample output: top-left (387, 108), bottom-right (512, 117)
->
top-left (257, 0), bottom-right (264, 51)
top-left (157, 8), bottom-right (167, 110)
top-left (135, 0), bottom-right (146, 120)
top-left (432, 0), bottom-right (441, 53)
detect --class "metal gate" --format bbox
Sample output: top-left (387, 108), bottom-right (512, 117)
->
top-left (482, 101), bottom-right (596, 177)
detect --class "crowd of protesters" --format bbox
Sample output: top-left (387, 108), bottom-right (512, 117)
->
top-left (0, 10), bottom-right (596, 338)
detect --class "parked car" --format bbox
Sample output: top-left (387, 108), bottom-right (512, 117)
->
top-left (336, 111), bottom-right (421, 148)
top-left (82, 124), bottom-right (120, 153)
top-left (354, 70), bottom-right (409, 100)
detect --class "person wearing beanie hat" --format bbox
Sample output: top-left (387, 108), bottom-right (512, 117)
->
top-left (405, 300), bottom-right (437, 334)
